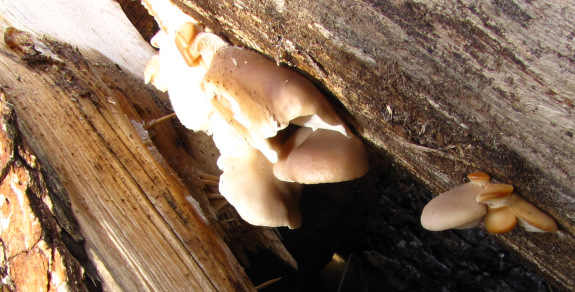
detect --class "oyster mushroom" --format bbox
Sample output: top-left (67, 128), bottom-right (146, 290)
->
top-left (509, 193), bottom-right (557, 233)
top-left (211, 115), bottom-right (302, 228)
top-left (421, 171), bottom-right (557, 234)
top-left (476, 184), bottom-right (516, 233)
top-left (420, 173), bottom-right (489, 231)
top-left (273, 127), bottom-right (369, 184)
top-left (142, 0), bottom-right (369, 228)
top-left (201, 44), bottom-right (350, 163)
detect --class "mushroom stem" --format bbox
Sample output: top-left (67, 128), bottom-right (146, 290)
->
top-left (175, 22), bottom-right (202, 66)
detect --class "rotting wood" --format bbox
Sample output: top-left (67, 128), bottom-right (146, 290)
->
top-left (0, 0), bottom-right (301, 290)
top-left (0, 94), bottom-right (92, 291)
top-left (0, 30), bottom-right (256, 291)
top-left (172, 0), bottom-right (575, 290)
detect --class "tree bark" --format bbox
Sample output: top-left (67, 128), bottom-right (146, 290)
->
top-left (173, 0), bottom-right (575, 290)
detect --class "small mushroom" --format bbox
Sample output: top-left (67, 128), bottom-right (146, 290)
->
top-left (509, 193), bottom-right (557, 233)
top-left (476, 183), bottom-right (514, 208)
top-left (420, 173), bottom-right (488, 231)
top-left (482, 205), bottom-right (517, 234)
top-left (174, 22), bottom-right (201, 67)
top-left (273, 127), bottom-right (369, 184)
top-left (476, 184), bottom-right (516, 233)
top-left (467, 172), bottom-right (491, 187)
top-left (217, 146), bottom-right (303, 228)
top-left (186, 32), bottom-right (228, 69)
top-left (212, 116), bottom-right (303, 229)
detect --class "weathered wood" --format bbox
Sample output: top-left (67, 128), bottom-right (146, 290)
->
top-left (173, 0), bottom-right (575, 290)
top-left (0, 98), bottom-right (91, 291)
top-left (0, 1), bottom-right (310, 290)
top-left (0, 33), bottom-right (256, 290)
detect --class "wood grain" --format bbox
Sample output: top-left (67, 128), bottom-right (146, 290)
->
top-left (0, 37), bottom-right (254, 291)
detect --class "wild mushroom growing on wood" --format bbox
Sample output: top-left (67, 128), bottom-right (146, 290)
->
top-left (420, 172), bottom-right (488, 231)
top-left (142, 0), bottom-right (369, 228)
top-left (509, 193), bottom-right (558, 233)
top-left (273, 127), bottom-right (369, 184)
top-left (476, 184), bottom-right (516, 234)
top-left (421, 172), bottom-right (557, 234)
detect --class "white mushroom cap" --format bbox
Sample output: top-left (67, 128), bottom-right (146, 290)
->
top-left (273, 127), bottom-right (369, 184)
top-left (212, 116), bottom-right (303, 229)
top-left (202, 46), bottom-right (349, 163)
top-left (420, 182), bottom-right (487, 231)
top-left (145, 29), bottom-right (214, 132)
top-left (509, 193), bottom-right (557, 233)
top-left (144, 54), bottom-right (168, 92)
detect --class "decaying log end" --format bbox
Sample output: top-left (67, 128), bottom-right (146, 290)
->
top-left (0, 28), bottom-right (269, 291)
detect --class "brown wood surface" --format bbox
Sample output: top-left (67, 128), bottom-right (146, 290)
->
top-left (173, 0), bottom-right (575, 290)
top-left (0, 1), bottom-right (305, 290)
top-left (0, 32), bottom-right (256, 291)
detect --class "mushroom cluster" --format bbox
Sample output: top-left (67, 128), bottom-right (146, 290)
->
top-left (142, 0), bottom-right (369, 228)
top-left (420, 172), bottom-right (557, 233)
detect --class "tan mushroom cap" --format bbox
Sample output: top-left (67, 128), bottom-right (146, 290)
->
top-left (420, 182), bottom-right (487, 231)
top-left (202, 46), bottom-right (349, 163)
top-left (476, 183), bottom-right (514, 208)
top-left (174, 22), bottom-right (201, 67)
top-left (509, 193), bottom-right (557, 233)
top-left (217, 141), bottom-right (303, 229)
top-left (483, 206), bottom-right (517, 233)
top-left (467, 172), bottom-right (491, 186)
top-left (272, 127), bottom-right (369, 184)
top-left (212, 116), bottom-right (303, 229)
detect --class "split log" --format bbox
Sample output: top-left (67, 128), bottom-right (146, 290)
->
top-left (0, 0), bottom-right (290, 290)
top-left (171, 0), bottom-right (575, 290)
top-left (0, 31), bottom-right (257, 290)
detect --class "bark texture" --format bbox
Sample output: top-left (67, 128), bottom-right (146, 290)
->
top-left (173, 0), bottom-right (575, 290)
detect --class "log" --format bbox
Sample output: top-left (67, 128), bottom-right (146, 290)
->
top-left (0, 31), bottom-right (257, 291)
top-left (0, 0), bottom-right (292, 290)
top-left (171, 0), bottom-right (575, 290)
